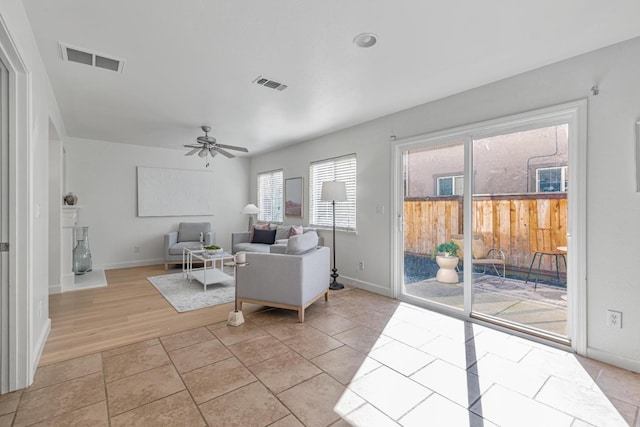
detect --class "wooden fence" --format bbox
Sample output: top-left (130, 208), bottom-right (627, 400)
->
top-left (404, 194), bottom-right (567, 272)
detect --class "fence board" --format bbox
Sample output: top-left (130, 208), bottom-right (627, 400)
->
top-left (404, 194), bottom-right (567, 273)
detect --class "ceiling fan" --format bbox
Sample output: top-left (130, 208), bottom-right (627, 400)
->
top-left (184, 125), bottom-right (248, 166)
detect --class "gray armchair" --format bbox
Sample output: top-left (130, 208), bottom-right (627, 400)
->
top-left (236, 233), bottom-right (330, 322)
top-left (164, 222), bottom-right (215, 269)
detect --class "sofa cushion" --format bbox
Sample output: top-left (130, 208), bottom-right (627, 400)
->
top-left (252, 228), bottom-right (277, 244)
top-left (286, 231), bottom-right (319, 255)
top-left (234, 242), bottom-right (271, 253)
top-left (275, 225), bottom-right (291, 240)
top-left (177, 222), bottom-right (210, 243)
top-left (269, 244), bottom-right (287, 254)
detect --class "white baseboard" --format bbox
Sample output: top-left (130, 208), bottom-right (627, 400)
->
top-left (587, 347), bottom-right (640, 373)
top-left (96, 258), bottom-right (164, 270)
top-left (31, 318), bottom-right (51, 381)
top-left (341, 275), bottom-right (394, 298)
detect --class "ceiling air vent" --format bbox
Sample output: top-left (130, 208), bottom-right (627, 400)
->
top-left (253, 75), bottom-right (288, 91)
top-left (59, 42), bottom-right (125, 73)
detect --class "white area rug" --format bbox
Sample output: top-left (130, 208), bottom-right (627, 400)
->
top-left (147, 272), bottom-right (235, 313)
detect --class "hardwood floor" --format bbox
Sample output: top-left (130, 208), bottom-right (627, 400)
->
top-left (40, 264), bottom-right (259, 366)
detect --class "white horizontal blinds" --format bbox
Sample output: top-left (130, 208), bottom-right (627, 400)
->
top-left (310, 154), bottom-right (357, 231)
top-left (257, 169), bottom-right (283, 222)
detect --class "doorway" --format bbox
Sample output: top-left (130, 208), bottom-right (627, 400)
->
top-left (393, 102), bottom-right (586, 350)
top-left (0, 46), bottom-right (8, 394)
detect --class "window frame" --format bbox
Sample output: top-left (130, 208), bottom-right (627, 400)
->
top-left (256, 169), bottom-right (284, 223)
top-left (309, 154), bottom-right (357, 232)
top-left (436, 174), bottom-right (464, 196)
top-left (536, 166), bottom-right (568, 192)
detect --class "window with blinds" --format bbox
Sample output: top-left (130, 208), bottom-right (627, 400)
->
top-left (257, 169), bottom-right (283, 223)
top-left (309, 154), bottom-right (357, 231)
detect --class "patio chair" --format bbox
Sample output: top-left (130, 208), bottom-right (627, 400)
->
top-left (450, 234), bottom-right (506, 281)
top-left (525, 227), bottom-right (567, 289)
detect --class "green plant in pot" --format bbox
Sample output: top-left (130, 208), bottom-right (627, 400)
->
top-left (431, 240), bottom-right (460, 259)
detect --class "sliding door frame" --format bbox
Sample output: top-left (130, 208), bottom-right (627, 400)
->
top-left (392, 100), bottom-right (587, 354)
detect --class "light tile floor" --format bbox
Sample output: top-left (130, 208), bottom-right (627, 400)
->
top-left (1, 287), bottom-right (639, 426)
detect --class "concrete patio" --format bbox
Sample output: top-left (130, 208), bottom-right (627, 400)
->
top-left (404, 273), bottom-right (567, 337)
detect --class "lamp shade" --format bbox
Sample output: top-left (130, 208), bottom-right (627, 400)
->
top-left (321, 181), bottom-right (347, 202)
top-left (241, 203), bottom-right (260, 214)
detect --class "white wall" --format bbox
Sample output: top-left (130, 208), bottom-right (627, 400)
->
top-left (251, 36), bottom-right (640, 371)
top-left (65, 138), bottom-right (250, 269)
top-left (1, 0), bottom-right (68, 389)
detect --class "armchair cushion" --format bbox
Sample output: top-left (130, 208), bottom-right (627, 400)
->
top-left (285, 231), bottom-right (319, 255)
top-left (177, 222), bottom-right (211, 243)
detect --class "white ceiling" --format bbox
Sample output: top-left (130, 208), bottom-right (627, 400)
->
top-left (23, 0), bottom-right (640, 155)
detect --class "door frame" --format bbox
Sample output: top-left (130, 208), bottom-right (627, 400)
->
top-left (0, 15), bottom-right (32, 393)
top-left (391, 100), bottom-right (587, 354)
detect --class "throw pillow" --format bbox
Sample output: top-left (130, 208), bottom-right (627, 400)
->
top-left (285, 231), bottom-right (319, 254)
top-left (251, 228), bottom-right (277, 244)
top-left (472, 239), bottom-right (488, 259)
top-left (289, 225), bottom-right (303, 237)
top-left (249, 223), bottom-right (270, 242)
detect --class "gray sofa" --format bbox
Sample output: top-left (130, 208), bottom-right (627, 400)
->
top-left (232, 225), bottom-right (324, 254)
top-left (236, 232), bottom-right (330, 322)
top-left (164, 222), bottom-right (215, 269)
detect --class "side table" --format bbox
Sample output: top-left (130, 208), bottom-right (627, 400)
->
top-left (225, 261), bottom-right (248, 326)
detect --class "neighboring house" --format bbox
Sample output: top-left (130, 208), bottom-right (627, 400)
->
top-left (1, 1), bottom-right (640, 394)
top-left (405, 124), bottom-right (569, 197)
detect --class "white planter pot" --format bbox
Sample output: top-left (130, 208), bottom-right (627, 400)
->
top-left (435, 255), bottom-right (459, 284)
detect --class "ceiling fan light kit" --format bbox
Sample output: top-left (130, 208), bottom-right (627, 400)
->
top-left (183, 125), bottom-right (248, 167)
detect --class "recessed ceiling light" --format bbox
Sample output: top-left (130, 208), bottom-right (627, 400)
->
top-left (353, 33), bottom-right (378, 48)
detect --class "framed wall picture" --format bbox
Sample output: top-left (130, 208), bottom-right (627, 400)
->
top-left (285, 177), bottom-right (303, 217)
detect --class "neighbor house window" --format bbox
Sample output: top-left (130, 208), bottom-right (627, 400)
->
top-left (257, 169), bottom-right (283, 222)
top-left (437, 175), bottom-right (464, 196)
top-left (309, 154), bottom-right (357, 231)
top-left (536, 166), bottom-right (568, 192)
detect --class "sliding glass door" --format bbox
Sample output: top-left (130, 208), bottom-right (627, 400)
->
top-left (470, 125), bottom-right (569, 339)
top-left (394, 103), bottom-right (585, 346)
top-left (401, 140), bottom-right (465, 313)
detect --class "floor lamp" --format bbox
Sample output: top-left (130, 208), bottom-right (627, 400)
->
top-left (321, 181), bottom-right (347, 290)
top-left (242, 203), bottom-right (260, 231)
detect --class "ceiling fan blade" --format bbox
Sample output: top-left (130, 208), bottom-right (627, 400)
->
top-left (184, 144), bottom-right (201, 148)
top-left (184, 147), bottom-right (200, 156)
top-left (208, 148), bottom-right (218, 158)
top-left (216, 143), bottom-right (248, 153)
top-left (214, 147), bottom-right (235, 158)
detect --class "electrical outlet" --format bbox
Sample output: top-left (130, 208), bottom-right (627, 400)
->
top-left (376, 205), bottom-right (385, 215)
top-left (358, 261), bottom-right (365, 270)
top-left (607, 310), bottom-right (622, 328)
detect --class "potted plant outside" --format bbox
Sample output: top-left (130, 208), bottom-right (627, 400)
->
top-left (432, 240), bottom-right (460, 283)
top-left (431, 241), bottom-right (460, 259)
